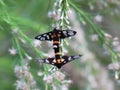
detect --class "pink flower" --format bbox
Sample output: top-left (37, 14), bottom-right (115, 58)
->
top-left (94, 14), bottom-right (103, 23)
top-left (33, 40), bottom-right (41, 47)
top-left (43, 75), bottom-right (53, 83)
top-left (8, 47), bottom-right (17, 55)
top-left (90, 34), bottom-right (98, 42)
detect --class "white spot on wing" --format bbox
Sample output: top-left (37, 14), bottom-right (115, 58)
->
top-left (52, 62), bottom-right (54, 65)
top-left (37, 36), bottom-right (41, 39)
top-left (43, 34), bottom-right (47, 36)
top-left (68, 57), bottom-right (72, 61)
top-left (40, 37), bottom-right (45, 40)
top-left (73, 55), bottom-right (80, 59)
top-left (68, 31), bottom-right (74, 36)
top-left (63, 60), bottom-right (66, 63)
top-left (45, 59), bottom-right (49, 63)
top-left (53, 45), bottom-right (58, 48)
top-left (47, 35), bottom-right (50, 39)
top-left (49, 33), bottom-right (52, 35)
top-left (63, 31), bottom-right (67, 36)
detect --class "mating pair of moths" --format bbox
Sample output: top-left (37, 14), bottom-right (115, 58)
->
top-left (35, 28), bottom-right (81, 69)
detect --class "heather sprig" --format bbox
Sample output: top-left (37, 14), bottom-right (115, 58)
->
top-left (1, 0), bottom-right (120, 90)
top-left (48, 0), bottom-right (71, 29)
top-left (69, 1), bottom-right (120, 79)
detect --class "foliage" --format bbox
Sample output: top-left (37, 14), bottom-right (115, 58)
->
top-left (0, 0), bottom-right (120, 90)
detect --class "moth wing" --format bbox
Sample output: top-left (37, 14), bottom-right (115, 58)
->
top-left (35, 31), bottom-right (53, 41)
top-left (61, 55), bottom-right (81, 65)
top-left (36, 57), bottom-right (55, 65)
top-left (60, 30), bottom-right (76, 39)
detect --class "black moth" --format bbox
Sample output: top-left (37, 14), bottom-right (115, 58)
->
top-left (35, 28), bottom-right (77, 41)
top-left (35, 28), bottom-right (81, 69)
top-left (36, 55), bottom-right (81, 69)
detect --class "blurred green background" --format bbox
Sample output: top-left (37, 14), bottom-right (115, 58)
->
top-left (0, 0), bottom-right (52, 89)
top-left (0, 0), bottom-right (120, 90)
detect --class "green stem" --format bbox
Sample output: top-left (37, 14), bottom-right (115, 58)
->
top-left (45, 84), bottom-right (48, 90)
top-left (69, 1), bottom-right (120, 63)
top-left (15, 37), bottom-right (24, 65)
top-left (69, 1), bottom-right (105, 38)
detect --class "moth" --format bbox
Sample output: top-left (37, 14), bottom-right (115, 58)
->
top-left (35, 28), bottom-right (81, 69)
top-left (36, 55), bottom-right (81, 69)
top-left (35, 28), bottom-right (77, 41)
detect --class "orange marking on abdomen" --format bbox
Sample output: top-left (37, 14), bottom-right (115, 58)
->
top-left (56, 59), bottom-right (61, 63)
top-left (53, 41), bottom-right (60, 44)
top-left (55, 52), bottom-right (61, 55)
